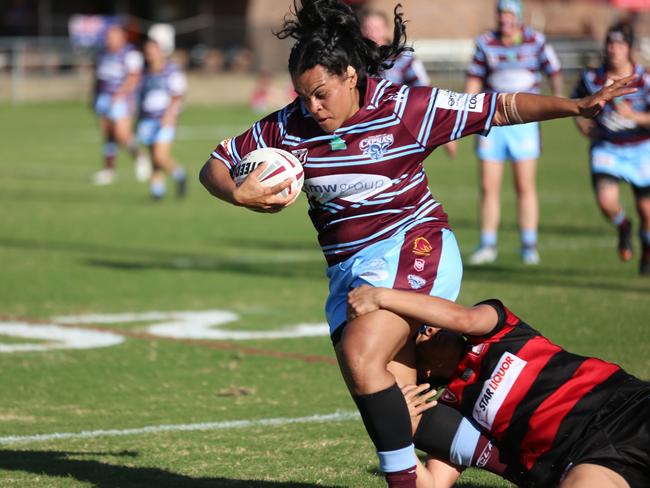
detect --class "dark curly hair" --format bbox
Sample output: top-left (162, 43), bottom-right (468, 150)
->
top-left (275, 0), bottom-right (411, 83)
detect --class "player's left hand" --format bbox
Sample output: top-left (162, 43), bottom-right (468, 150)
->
top-left (401, 383), bottom-right (437, 419)
top-left (577, 74), bottom-right (637, 119)
top-left (347, 285), bottom-right (382, 320)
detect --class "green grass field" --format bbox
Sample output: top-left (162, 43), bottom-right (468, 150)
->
top-left (0, 100), bottom-right (648, 487)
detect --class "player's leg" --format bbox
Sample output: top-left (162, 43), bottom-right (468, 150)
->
top-left (469, 160), bottom-right (504, 265)
top-left (470, 129), bottom-right (508, 265)
top-left (512, 158), bottom-right (539, 265)
top-left (593, 174), bottom-right (632, 261)
top-left (335, 311), bottom-right (420, 488)
top-left (114, 105), bottom-right (151, 182)
top-left (560, 463), bottom-right (630, 488)
top-left (151, 127), bottom-right (186, 198)
top-left (92, 117), bottom-right (118, 185)
top-left (632, 187), bottom-right (650, 275)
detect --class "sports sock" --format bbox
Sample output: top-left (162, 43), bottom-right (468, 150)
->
top-left (172, 166), bottom-right (187, 182)
top-left (127, 139), bottom-right (139, 158)
top-left (103, 142), bottom-right (117, 169)
top-left (640, 229), bottom-right (650, 248)
top-left (479, 232), bottom-right (497, 249)
top-left (611, 209), bottom-right (626, 227)
top-left (520, 229), bottom-right (537, 249)
top-left (414, 404), bottom-right (510, 476)
top-left (150, 179), bottom-right (166, 199)
top-left (353, 384), bottom-right (417, 486)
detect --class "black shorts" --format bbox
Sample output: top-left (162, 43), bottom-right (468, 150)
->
top-left (592, 172), bottom-right (650, 198)
top-left (565, 376), bottom-right (650, 488)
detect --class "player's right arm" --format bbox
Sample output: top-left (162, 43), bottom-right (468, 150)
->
top-left (200, 158), bottom-right (292, 212)
top-left (348, 286), bottom-right (498, 336)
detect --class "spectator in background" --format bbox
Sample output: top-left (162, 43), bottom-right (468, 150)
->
top-left (573, 22), bottom-right (650, 275)
top-left (137, 38), bottom-right (188, 199)
top-left (92, 23), bottom-right (150, 186)
top-left (465, 0), bottom-right (563, 266)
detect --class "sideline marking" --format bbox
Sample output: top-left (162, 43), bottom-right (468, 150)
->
top-left (0, 411), bottom-right (360, 445)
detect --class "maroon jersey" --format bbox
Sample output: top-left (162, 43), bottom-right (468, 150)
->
top-left (440, 300), bottom-right (630, 486)
top-left (211, 77), bottom-right (497, 265)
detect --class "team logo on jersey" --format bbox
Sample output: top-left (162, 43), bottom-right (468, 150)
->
top-left (359, 134), bottom-right (394, 160)
top-left (407, 274), bottom-right (426, 290)
top-left (469, 343), bottom-right (486, 357)
top-left (473, 352), bottom-right (527, 430)
top-left (435, 90), bottom-right (485, 113)
top-left (413, 258), bottom-right (425, 272)
top-left (291, 148), bottom-right (309, 164)
top-left (412, 237), bottom-right (433, 256)
top-left (440, 389), bottom-right (457, 404)
top-left (218, 138), bottom-right (233, 157)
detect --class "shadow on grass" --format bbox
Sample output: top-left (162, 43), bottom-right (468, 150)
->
top-left (450, 217), bottom-right (607, 238)
top-left (463, 264), bottom-right (650, 295)
top-left (86, 257), bottom-right (325, 279)
top-left (0, 449), bottom-right (341, 488)
top-left (0, 236), bottom-right (326, 279)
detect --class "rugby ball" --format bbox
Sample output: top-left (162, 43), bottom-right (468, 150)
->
top-left (232, 147), bottom-right (304, 202)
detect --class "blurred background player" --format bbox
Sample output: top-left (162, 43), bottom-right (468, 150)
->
top-left (348, 285), bottom-right (650, 488)
top-left (359, 7), bottom-right (430, 88)
top-left (137, 36), bottom-right (188, 200)
top-left (92, 23), bottom-right (150, 186)
top-left (573, 22), bottom-right (650, 276)
top-left (465, 0), bottom-right (563, 266)
top-left (359, 7), bottom-right (457, 159)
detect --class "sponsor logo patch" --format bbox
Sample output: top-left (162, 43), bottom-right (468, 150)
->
top-left (407, 274), bottom-right (426, 290)
top-left (440, 389), bottom-right (457, 404)
top-left (412, 237), bottom-right (433, 256)
top-left (472, 352), bottom-right (527, 430)
top-left (303, 174), bottom-right (390, 204)
top-left (476, 441), bottom-right (494, 468)
top-left (414, 258), bottom-right (425, 272)
top-left (435, 90), bottom-right (485, 113)
top-left (359, 134), bottom-right (394, 160)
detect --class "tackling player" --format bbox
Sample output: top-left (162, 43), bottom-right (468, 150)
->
top-left (348, 285), bottom-right (650, 488)
top-left (92, 23), bottom-right (150, 186)
top-left (137, 39), bottom-right (188, 199)
top-left (199, 1), bottom-right (635, 486)
top-left (572, 22), bottom-right (650, 275)
top-left (464, 0), bottom-right (564, 266)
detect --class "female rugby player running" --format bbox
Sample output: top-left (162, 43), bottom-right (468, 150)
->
top-left (137, 39), bottom-right (188, 200)
top-left (573, 22), bottom-right (650, 275)
top-left (199, 1), bottom-right (636, 486)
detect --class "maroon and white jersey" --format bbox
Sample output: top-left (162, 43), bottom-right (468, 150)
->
top-left (381, 51), bottom-right (430, 88)
top-left (468, 26), bottom-right (560, 94)
top-left (440, 300), bottom-right (630, 486)
top-left (211, 77), bottom-right (498, 265)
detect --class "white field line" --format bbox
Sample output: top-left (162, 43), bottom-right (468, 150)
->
top-left (0, 411), bottom-right (360, 446)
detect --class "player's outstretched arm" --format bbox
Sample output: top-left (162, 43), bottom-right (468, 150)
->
top-left (347, 286), bottom-right (498, 335)
top-left (493, 74), bottom-right (638, 126)
top-left (199, 159), bottom-right (293, 212)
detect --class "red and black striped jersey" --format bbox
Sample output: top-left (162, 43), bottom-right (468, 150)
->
top-left (439, 299), bottom-right (630, 486)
